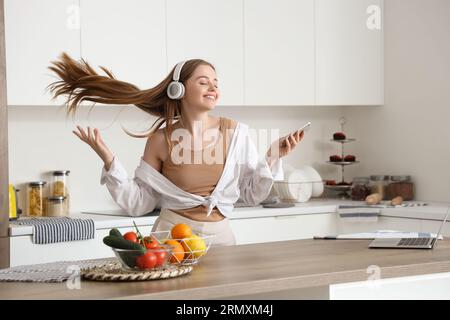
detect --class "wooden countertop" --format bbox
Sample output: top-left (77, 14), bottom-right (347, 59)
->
top-left (2, 238), bottom-right (450, 300)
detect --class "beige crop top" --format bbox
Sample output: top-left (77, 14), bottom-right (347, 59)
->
top-left (161, 117), bottom-right (235, 222)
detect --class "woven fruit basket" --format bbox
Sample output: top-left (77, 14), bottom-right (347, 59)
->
top-left (81, 259), bottom-right (193, 282)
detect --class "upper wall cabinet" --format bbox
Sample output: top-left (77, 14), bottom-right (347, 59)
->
top-left (5, 0), bottom-right (80, 106)
top-left (5, 0), bottom-right (383, 107)
top-left (244, 0), bottom-right (315, 106)
top-left (166, 0), bottom-right (244, 106)
top-left (315, 0), bottom-right (383, 105)
top-left (80, 0), bottom-right (167, 93)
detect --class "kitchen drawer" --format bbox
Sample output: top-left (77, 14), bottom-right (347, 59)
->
top-left (9, 225), bottom-right (153, 267)
top-left (230, 213), bottom-right (337, 245)
top-left (337, 216), bottom-right (423, 235)
top-left (420, 220), bottom-right (450, 237)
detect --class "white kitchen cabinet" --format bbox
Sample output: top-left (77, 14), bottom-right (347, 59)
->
top-left (80, 0), bottom-right (167, 95)
top-left (166, 0), bottom-right (244, 106)
top-left (315, 0), bottom-right (383, 105)
top-left (5, 0), bottom-right (384, 107)
top-left (5, 0), bottom-right (81, 106)
top-left (419, 219), bottom-right (450, 237)
top-left (336, 215), bottom-right (450, 238)
top-left (9, 212), bottom-right (337, 266)
top-left (244, 0), bottom-right (315, 106)
top-left (330, 272), bottom-right (450, 300)
top-left (9, 225), bottom-right (153, 267)
top-left (337, 216), bottom-right (423, 235)
top-left (230, 213), bottom-right (337, 245)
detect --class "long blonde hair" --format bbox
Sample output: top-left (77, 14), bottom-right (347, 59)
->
top-left (47, 52), bottom-right (215, 150)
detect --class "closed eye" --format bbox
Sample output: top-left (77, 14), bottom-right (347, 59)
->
top-left (200, 82), bottom-right (218, 88)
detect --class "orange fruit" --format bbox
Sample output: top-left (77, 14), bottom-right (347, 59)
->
top-left (164, 239), bottom-right (185, 263)
top-left (171, 223), bottom-right (193, 240)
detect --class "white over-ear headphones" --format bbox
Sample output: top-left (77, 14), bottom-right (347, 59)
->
top-left (167, 61), bottom-right (187, 100)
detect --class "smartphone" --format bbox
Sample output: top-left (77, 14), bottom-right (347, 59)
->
top-left (297, 121), bottom-right (311, 133)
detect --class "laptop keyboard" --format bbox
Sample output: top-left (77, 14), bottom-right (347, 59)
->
top-left (398, 237), bottom-right (431, 247)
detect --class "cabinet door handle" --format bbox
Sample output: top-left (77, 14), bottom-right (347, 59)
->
top-left (274, 215), bottom-right (299, 220)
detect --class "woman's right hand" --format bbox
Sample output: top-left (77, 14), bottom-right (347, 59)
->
top-left (73, 126), bottom-right (114, 170)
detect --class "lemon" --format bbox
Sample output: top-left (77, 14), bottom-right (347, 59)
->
top-left (182, 234), bottom-right (206, 258)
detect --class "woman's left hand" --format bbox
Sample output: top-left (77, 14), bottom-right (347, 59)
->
top-left (266, 129), bottom-right (305, 160)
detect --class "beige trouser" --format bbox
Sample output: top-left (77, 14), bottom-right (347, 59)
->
top-left (151, 208), bottom-right (236, 247)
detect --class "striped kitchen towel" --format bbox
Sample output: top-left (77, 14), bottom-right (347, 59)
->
top-left (13, 217), bottom-right (95, 244)
top-left (337, 205), bottom-right (381, 221)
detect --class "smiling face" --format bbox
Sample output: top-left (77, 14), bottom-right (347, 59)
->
top-left (182, 64), bottom-right (220, 111)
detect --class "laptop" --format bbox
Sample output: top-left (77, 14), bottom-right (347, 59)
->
top-left (369, 207), bottom-right (450, 249)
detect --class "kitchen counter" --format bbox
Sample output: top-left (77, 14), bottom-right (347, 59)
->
top-left (9, 199), bottom-right (450, 237)
top-left (9, 199), bottom-right (341, 236)
top-left (1, 238), bottom-right (450, 300)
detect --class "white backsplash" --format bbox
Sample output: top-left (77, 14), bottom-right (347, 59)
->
top-left (8, 104), bottom-right (347, 213)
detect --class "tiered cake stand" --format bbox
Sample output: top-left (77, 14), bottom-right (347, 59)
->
top-left (325, 118), bottom-right (359, 199)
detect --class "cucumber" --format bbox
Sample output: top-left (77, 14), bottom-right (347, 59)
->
top-left (103, 235), bottom-right (146, 269)
top-left (120, 252), bottom-right (139, 269)
top-left (109, 228), bottom-right (122, 238)
top-left (103, 235), bottom-right (145, 253)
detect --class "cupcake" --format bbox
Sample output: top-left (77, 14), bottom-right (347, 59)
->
top-left (344, 155), bottom-right (356, 162)
top-left (333, 132), bottom-right (346, 140)
top-left (329, 155), bottom-right (342, 162)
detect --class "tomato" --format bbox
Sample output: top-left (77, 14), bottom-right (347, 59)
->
top-left (123, 231), bottom-right (138, 243)
top-left (143, 236), bottom-right (159, 249)
top-left (136, 252), bottom-right (157, 269)
top-left (153, 250), bottom-right (168, 267)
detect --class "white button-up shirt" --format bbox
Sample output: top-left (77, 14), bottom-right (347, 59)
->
top-left (100, 122), bottom-right (284, 217)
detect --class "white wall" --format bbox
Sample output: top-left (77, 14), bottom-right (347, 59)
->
top-left (345, 0), bottom-right (450, 202)
top-left (8, 104), bottom-right (344, 213)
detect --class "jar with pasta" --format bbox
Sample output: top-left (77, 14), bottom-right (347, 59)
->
top-left (27, 181), bottom-right (47, 217)
top-left (51, 170), bottom-right (70, 214)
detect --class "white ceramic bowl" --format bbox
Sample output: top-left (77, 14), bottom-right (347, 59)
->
top-left (303, 166), bottom-right (324, 197)
top-left (275, 167), bottom-right (313, 203)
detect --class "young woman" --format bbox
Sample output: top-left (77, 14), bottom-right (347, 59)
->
top-left (47, 53), bottom-right (304, 246)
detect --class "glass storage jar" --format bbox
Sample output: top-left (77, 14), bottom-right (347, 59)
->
top-left (27, 181), bottom-right (47, 216)
top-left (46, 196), bottom-right (68, 217)
top-left (351, 177), bottom-right (371, 201)
top-left (369, 175), bottom-right (390, 200)
top-left (51, 170), bottom-right (70, 213)
top-left (386, 175), bottom-right (414, 201)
